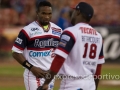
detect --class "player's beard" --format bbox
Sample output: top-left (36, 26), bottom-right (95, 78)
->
top-left (39, 20), bottom-right (49, 26)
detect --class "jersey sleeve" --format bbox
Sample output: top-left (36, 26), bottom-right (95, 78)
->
top-left (98, 44), bottom-right (105, 64)
top-left (55, 30), bottom-right (76, 59)
top-left (12, 29), bottom-right (29, 53)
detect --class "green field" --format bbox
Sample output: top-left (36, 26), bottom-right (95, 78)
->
top-left (0, 60), bottom-right (120, 90)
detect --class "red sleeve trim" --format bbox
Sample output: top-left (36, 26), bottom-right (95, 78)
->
top-left (99, 56), bottom-right (104, 59)
top-left (27, 48), bottom-right (51, 51)
top-left (50, 55), bottom-right (65, 73)
top-left (30, 35), bottom-right (59, 41)
top-left (13, 44), bottom-right (24, 50)
top-left (57, 47), bottom-right (69, 54)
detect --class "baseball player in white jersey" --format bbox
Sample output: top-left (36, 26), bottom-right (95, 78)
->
top-left (12, 1), bottom-right (62, 90)
top-left (39, 2), bottom-right (105, 90)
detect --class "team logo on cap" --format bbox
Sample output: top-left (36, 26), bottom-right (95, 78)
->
top-left (77, 6), bottom-right (79, 9)
top-left (89, 14), bottom-right (91, 16)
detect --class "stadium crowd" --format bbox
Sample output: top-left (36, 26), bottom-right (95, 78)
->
top-left (0, 0), bottom-right (120, 28)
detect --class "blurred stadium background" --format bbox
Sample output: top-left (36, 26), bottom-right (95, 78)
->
top-left (0, 0), bottom-right (120, 90)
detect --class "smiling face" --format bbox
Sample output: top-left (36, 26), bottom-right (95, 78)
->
top-left (37, 6), bottom-right (52, 26)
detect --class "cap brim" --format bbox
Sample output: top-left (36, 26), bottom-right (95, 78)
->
top-left (70, 6), bottom-right (76, 9)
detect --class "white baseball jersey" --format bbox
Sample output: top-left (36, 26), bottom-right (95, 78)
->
top-left (55, 23), bottom-right (105, 77)
top-left (12, 21), bottom-right (62, 71)
top-left (55, 23), bottom-right (105, 90)
top-left (12, 21), bottom-right (62, 90)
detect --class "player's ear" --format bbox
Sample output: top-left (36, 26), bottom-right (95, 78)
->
top-left (76, 10), bottom-right (81, 16)
top-left (36, 9), bottom-right (38, 14)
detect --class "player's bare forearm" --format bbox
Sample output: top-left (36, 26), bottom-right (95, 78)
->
top-left (95, 78), bottom-right (99, 90)
top-left (41, 70), bottom-right (56, 90)
top-left (41, 55), bottom-right (65, 90)
top-left (44, 70), bottom-right (56, 84)
top-left (30, 66), bottom-right (47, 78)
top-left (12, 52), bottom-right (26, 65)
top-left (12, 52), bottom-right (47, 78)
top-left (44, 54), bottom-right (65, 84)
top-left (94, 64), bottom-right (102, 90)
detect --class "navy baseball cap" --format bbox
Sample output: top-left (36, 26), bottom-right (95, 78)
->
top-left (73, 2), bottom-right (94, 19)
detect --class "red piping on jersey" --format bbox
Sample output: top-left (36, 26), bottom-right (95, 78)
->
top-left (21, 29), bottom-right (30, 40)
top-left (36, 78), bottom-right (40, 87)
top-left (30, 35), bottom-right (59, 40)
top-left (63, 30), bottom-right (76, 42)
top-left (50, 55), bottom-right (65, 73)
top-left (57, 47), bottom-right (69, 54)
top-left (27, 48), bottom-right (52, 51)
top-left (99, 56), bottom-right (104, 59)
top-left (28, 71), bottom-right (30, 90)
top-left (13, 44), bottom-right (24, 50)
top-left (51, 27), bottom-right (61, 32)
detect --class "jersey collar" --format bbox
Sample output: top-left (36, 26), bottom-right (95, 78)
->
top-left (35, 21), bottom-right (51, 32)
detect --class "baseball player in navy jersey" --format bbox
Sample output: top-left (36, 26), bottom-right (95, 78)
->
top-left (12, 0), bottom-right (62, 90)
top-left (39, 2), bottom-right (105, 90)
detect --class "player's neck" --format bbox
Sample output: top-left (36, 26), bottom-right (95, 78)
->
top-left (43, 25), bottom-right (49, 32)
top-left (36, 21), bottom-right (50, 32)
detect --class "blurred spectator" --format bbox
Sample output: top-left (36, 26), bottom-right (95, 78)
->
top-left (48, 0), bottom-right (60, 23)
top-left (0, 0), bottom-right (120, 27)
top-left (0, 9), bottom-right (4, 27)
top-left (2, 8), bottom-right (13, 27)
top-left (0, 0), bottom-right (120, 54)
top-left (22, 0), bottom-right (36, 23)
top-left (15, 13), bottom-right (28, 26)
top-left (56, 7), bottom-right (72, 30)
top-left (0, 0), bottom-right (12, 8)
top-left (11, 0), bottom-right (24, 13)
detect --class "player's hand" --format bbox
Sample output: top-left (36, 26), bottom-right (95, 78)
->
top-left (30, 66), bottom-right (47, 78)
top-left (37, 84), bottom-right (48, 90)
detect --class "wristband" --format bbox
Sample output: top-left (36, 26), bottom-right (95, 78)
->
top-left (22, 60), bottom-right (33, 70)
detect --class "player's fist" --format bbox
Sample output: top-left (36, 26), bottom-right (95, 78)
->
top-left (37, 86), bottom-right (43, 90)
top-left (30, 66), bottom-right (47, 78)
top-left (37, 85), bottom-right (48, 90)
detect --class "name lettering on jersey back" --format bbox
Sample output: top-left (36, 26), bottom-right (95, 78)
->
top-left (83, 61), bottom-right (96, 66)
top-left (82, 36), bottom-right (100, 43)
top-left (34, 38), bottom-right (59, 48)
top-left (80, 27), bottom-right (97, 35)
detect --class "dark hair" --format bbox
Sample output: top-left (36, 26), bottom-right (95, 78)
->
top-left (36, 1), bottom-right (52, 12)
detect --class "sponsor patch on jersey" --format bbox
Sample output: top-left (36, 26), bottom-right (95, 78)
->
top-left (31, 28), bottom-right (39, 31)
top-left (52, 27), bottom-right (61, 36)
top-left (61, 34), bottom-right (70, 41)
top-left (34, 38), bottom-right (59, 48)
top-left (83, 61), bottom-right (96, 66)
top-left (30, 31), bottom-right (42, 36)
top-left (59, 40), bottom-right (67, 47)
top-left (15, 37), bottom-right (23, 44)
top-left (29, 50), bottom-right (51, 57)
